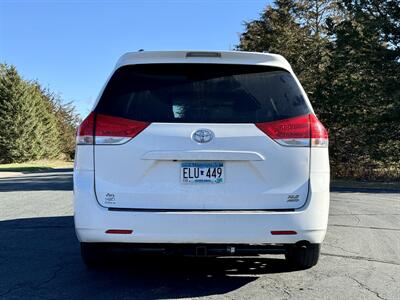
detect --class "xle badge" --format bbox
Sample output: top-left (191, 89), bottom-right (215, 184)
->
top-left (287, 194), bottom-right (300, 202)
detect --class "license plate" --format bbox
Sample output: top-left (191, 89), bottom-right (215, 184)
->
top-left (181, 162), bottom-right (224, 184)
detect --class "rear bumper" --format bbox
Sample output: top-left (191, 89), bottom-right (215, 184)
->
top-left (76, 215), bottom-right (327, 244)
top-left (74, 170), bottom-right (330, 245)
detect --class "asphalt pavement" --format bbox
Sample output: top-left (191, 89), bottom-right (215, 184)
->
top-left (0, 170), bottom-right (399, 300)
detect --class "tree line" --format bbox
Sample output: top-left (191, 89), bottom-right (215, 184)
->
top-left (0, 64), bottom-right (79, 163)
top-left (0, 0), bottom-right (398, 180)
top-left (237, 0), bottom-right (400, 180)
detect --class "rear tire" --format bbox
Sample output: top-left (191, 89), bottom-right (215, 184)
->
top-left (285, 243), bottom-right (320, 270)
top-left (80, 242), bottom-right (108, 268)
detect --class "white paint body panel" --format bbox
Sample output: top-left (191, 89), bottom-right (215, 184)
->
top-left (74, 51), bottom-right (330, 245)
top-left (94, 123), bottom-right (310, 210)
top-left (74, 164), bottom-right (329, 244)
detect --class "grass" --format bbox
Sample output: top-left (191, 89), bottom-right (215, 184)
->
top-left (0, 159), bottom-right (73, 173)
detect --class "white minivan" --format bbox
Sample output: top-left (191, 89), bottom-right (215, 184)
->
top-left (74, 51), bottom-right (330, 269)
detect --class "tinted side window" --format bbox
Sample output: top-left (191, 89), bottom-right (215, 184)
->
top-left (95, 64), bottom-right (310, 123)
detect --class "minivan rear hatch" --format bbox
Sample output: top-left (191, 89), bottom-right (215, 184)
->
top-left (92, 63), bottom-right (312, 210)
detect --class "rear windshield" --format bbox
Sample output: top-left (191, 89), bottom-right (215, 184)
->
top-left (95, 64), bottom-right (310, 123)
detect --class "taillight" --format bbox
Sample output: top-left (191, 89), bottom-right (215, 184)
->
top-left (255, 114), bottom-right (328, 147)
top-left (309, 114), bottom-right (329, 147)
top-left (76, 112), bottom-right (95, 145)
top-left (95, 114), bottom-right (149, 145)
top-left (76, 112), bottom-right (149, 145)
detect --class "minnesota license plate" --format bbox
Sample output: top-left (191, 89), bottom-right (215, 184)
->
top-left (181, 162), bottom-right (224, 184)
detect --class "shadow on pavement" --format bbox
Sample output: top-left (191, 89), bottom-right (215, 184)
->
top-left (0, 216), bottom-right (294, 299)
top-left (20, 167), bottom-right (73, 174)
top-left (330, 186), bottom-right (400, 193)
top-left (0, 167), bottom-right (73, 174)
top-left (0, 172), bottom-right (73, 192)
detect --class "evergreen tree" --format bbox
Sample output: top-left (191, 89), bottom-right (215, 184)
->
top-left (237, 0), bottom-right (400, 179)
top-left (323, 0), bottom-right (400, 169)
top-left (237, 0), bottom-right (334, 97)
top-left (44, 89), bottom-right (80, 159)
top-left (0, 64), bottom-right (78, 163)
top-left (0, 65), bottom-right (43, 162)
top-left (35, 84), bottom-right (62, 159)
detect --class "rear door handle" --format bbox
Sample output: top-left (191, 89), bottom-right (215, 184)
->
top-left (141, 150), bottom-right (265, 161)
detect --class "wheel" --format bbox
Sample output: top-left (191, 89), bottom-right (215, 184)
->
top-left (285, 243), bottom-right (320, 270)
top-left (80, 242), bottom-right (108, 268)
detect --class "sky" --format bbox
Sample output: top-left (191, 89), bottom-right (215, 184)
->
top-left (0, 0), bottom-right (267, 117)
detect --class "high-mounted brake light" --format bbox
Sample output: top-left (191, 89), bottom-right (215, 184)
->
top-left (186, 51), bottom-right (221, 58)
top-left (76, 112), bottom-right (149, 145)
top-left (255, 114), bottom-right (328, 147)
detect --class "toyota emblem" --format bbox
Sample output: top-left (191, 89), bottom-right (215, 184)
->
top-left (192, 129), bottom-right (214, 143)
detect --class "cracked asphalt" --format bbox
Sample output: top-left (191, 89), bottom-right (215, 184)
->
top-left (0, 170), bottom-right (399, 300)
